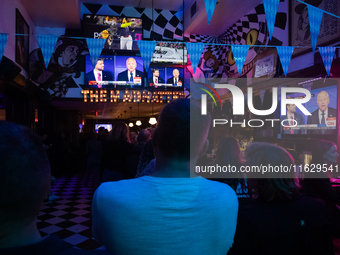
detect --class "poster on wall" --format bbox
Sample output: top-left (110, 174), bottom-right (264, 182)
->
top-left (290, 0), bottom-right (340, 56)
top-left (15, 9), bottom-right (30, 71)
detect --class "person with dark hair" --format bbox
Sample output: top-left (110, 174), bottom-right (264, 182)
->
top-left (126, 129), bottom-right (151, 179)
top-left (84, 132), bottom-right (102, 187)
top-left (228, 142), bottom-right (334, 255)
top-left (92, 99), bottom-right (238, 254)
top-left (280, 103), bottom-right (305, 134)
top-left (101, 121), bottom-right (134, 182)
top-left (301, 140), bottom-right (340, 235)
top-left (147, 68), bottom-right (164, 86)
top-left (135, 139), bottom-right (155, 177)
top-left (85, 58), bottom-right (113, 88)
top-left (208, 137), bottom-right (245, 191)
top-left (0, 121), bottom-right (109, 255)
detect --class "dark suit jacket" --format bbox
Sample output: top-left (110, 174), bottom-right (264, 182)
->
top-left (307, 107), bottom-right (337, 134)
top-left (147, 76), bottom-right (165, 86)
top-left (166, 76), bottom-right (184, 86)
top-left (117, 70), bottom-right (144, 84)
top-left (86, 70), bottom-right (113, 84)
top-left (280, 112), bottom-right (305, 134)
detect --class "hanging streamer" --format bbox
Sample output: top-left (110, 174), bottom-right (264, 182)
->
top-left (137, 40), bottom-right (157, 72)
top-left (263, 0), bottom-right (280, 40)
top-left (185, 42), bottom-right (205, 74)
top-left (37, 35), bottom-right (59, 68)
top-left (86, 38), bottom-right (106, 68)
top-left (0, 33), bottom-right (8, 63)
top-left (204, 0), bottom-right (218, 24)
top-left (307, 5), bottom-right (323, 54)
top-left (230, 45), bottom-right (249, 76)
top-left (276, 46), bottom-right (294, 77)
top-left (318, 47), bottom-right (336, 76)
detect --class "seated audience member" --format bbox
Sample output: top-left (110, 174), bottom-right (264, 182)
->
top-left (301, 140), bottom-right (340, 235)
top-left (0, 121), bottom-right (109, 255)
top-left (135, 138), bottom-right (155, 177)
top-left (208, 137), bottom-right (245, 190)
top-left (93, 99), bottom-right (239, 255)
top-left (102, 121), bottom-right (134, 182)
top-left (228, 142), bottom-right (334, 255)
top-left (126, 129), bottom-right (151, 178)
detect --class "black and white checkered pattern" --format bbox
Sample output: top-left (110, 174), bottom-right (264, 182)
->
top-left (38, 176), bottom-right (105, 250)
top-left (81, 4), bottom-right (183, 40)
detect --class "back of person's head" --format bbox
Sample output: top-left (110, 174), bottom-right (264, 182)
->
top-left (0, 121), bottom-right (50, 238)
top-left (153, 99), bottom-right (210, 161)
top-left (109, 121), bottom-right (129, 142)
top-left (310, 140), bottom-right (335, 165)
top-left (245, 142), bottom-right (300, 201)
top-left (215, 137), bottom-right (242, 168)
top-left (137, 129), bottom-right (151, 144)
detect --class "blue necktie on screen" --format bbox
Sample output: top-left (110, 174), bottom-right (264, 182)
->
top-left (130, 72), bottom-right (133, 82)
top-left (321, 112), bottom-right (325, 134)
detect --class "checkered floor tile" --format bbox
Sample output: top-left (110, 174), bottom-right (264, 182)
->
top-left (37, 175), bottom-right (105, 251)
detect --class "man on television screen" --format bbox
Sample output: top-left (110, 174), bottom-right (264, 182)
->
top-left (117, 57), bottom-right (143, 84)
top-left (280, 103), bottom-right (305, 134)
top-left (86, 58), bottom-right (113, 88)
top-left (307, 91), bottom-right (337, 134)
top-left (167, 69), bottom-right (183, 86)
top-left (148, 68), bottom-right (164, 86)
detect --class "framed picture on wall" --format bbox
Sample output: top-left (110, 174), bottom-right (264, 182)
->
top-left (15, 9), bottom-right (30, 70)
top-left (289, 0), bottom-right (340, 56)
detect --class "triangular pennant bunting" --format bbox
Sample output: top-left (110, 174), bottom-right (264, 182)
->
top-left (37, 35), bottom-right (58, 68)
top-left (276, 46), bottom-right (294, 77)
top-left (318, 47), bottom-right (336, 76)
top-left (263, 0), bottom-right (280, 40)
top-left (137, 40), bottom-right (157, 72)
top-left (185, 42), bottom-right (205, 74)
top-left (86, 38), bottom-right (106, 68)
top-left (230, 45), bottom-right (249, 76)
top-left (0, 33), bottom-right (8, 63)
top-left (307, 5), bottom-right (323, 54)
top-left (204, 0), bottom-right (218, 24)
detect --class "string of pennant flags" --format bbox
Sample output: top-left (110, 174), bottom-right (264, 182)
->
top-left (1, 0), bottom-right (340, 77)
top-left (0, 33), bottom-right (339, 78)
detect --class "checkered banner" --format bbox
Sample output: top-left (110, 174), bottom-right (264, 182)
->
top-left (230, 45), bottom-right (249, 76)
top-left (86, 38), bottom-right (106, 68)
top-left (204, 0), bottom-right (218, 24)
top-left (137, 40), bottom-right (157, 72)
top-left (263, 0), bottom-right (280, 40)
top-left (319, 47), bottom-right (336, 76)
top-left (307, 5), bottom-right (323, 54)
top-left (37, 35), bottom-right (59, 68)
top-left (0, 33), bottom-right (8, 63)
top-left (276, 46), bottom-right (294, 77)
top-left (185, 42), bottom-right (205, 74)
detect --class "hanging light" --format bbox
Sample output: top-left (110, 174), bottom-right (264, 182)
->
top-left (129, 123), bottom-right (134, 127)
top-left (149, 103), bottom-right (157, 125)
top-left (149, 117), bottom-right (157, 125)
top-left (136, 103), bottom-right (142, 126)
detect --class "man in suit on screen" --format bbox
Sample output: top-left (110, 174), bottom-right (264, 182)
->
top-left (117, 57), bottom-right (143, 84)
top-left (167, 69), bottom-right (183, 86)
top-left (147, 68), bottom-right (164, 86)
top-left (86, 58), bottom-right (113, 88)
top-left (307, 90), bottom-right (337, 134)
top-left (280, 103), bottom-right (305, 134)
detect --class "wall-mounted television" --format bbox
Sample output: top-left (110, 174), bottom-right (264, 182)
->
top-left (151, 42), bottom-right (187, 65)
top-left (95, 124), bottom-right (112, 133)
top-left (280, 83), bottom-right (337, 136)
top-left (146, 65), bottom-right (184, 90)
top-left (83, 14), bottom-right (143, 53)
top-left (85, 55), bottom-right (144, 88)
